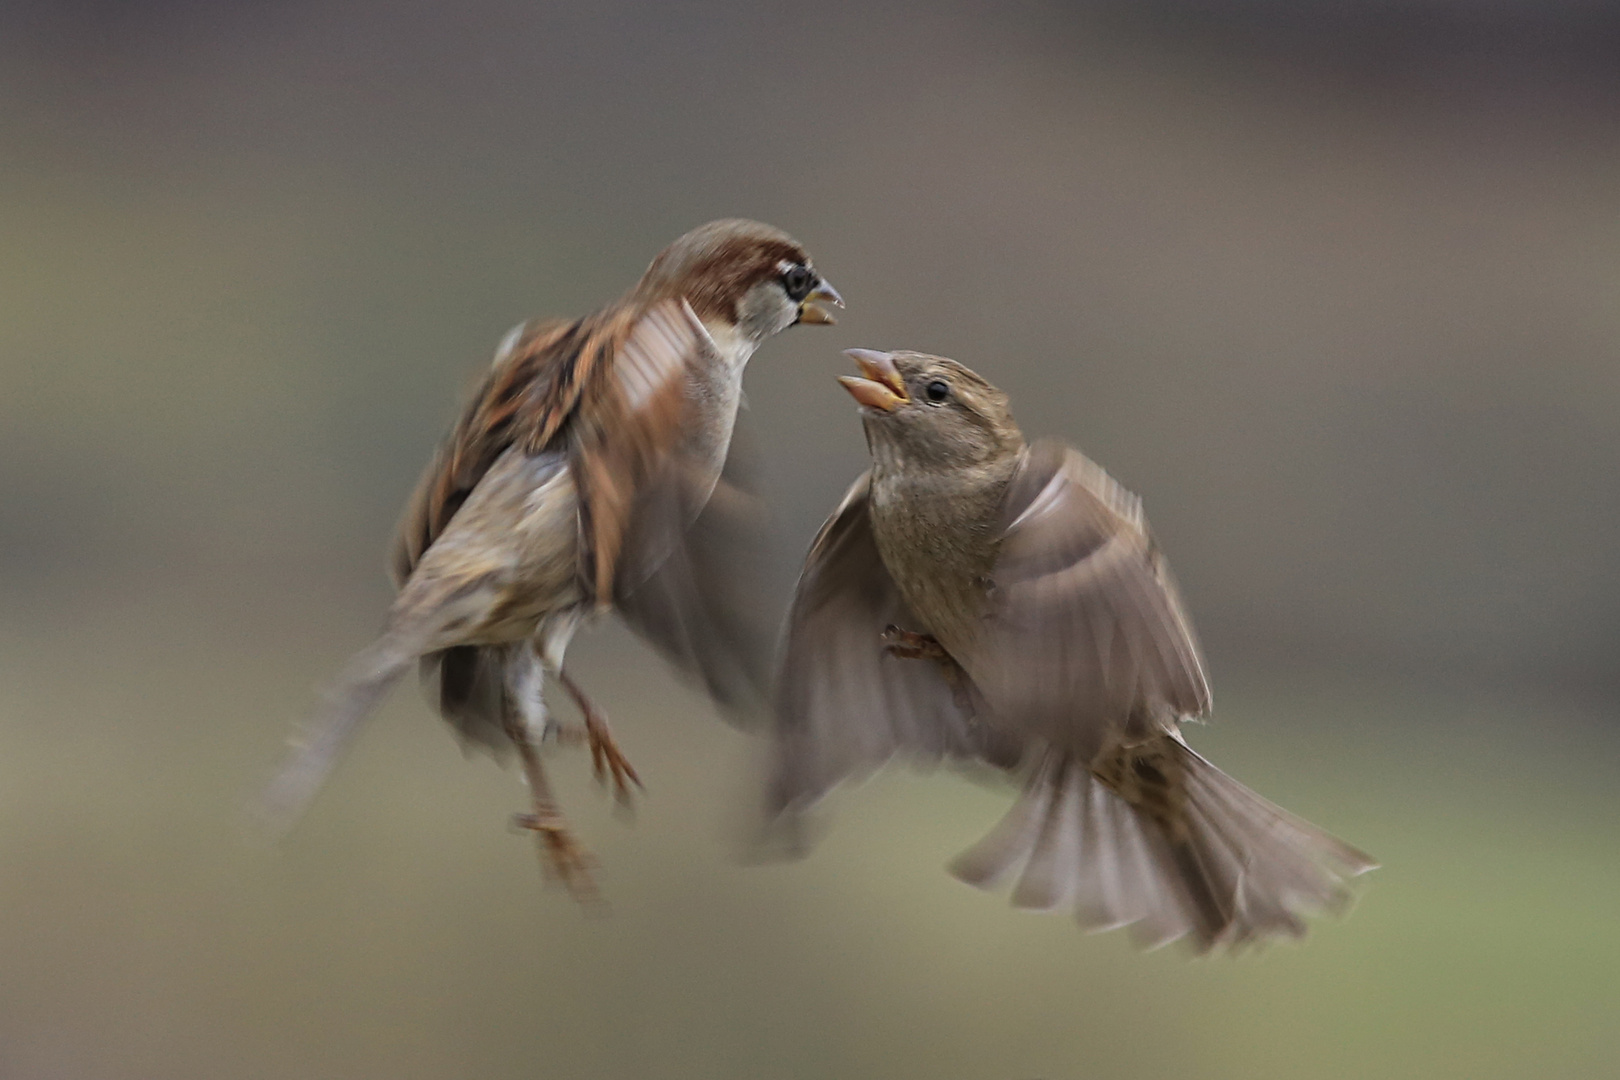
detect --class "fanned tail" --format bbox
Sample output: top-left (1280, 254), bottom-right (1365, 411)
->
top-left (949, 741), bottom-right (1376, 951)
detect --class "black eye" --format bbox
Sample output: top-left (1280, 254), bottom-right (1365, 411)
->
top-left (924, 380), bottom-right (950, 403)
top-left (781, 264), bottom-right (814, 302)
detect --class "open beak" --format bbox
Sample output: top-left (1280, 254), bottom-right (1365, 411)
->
top-left (838, 348), bottom-right (908, 412)
top-left (797, 278), bottom-right (844, 325)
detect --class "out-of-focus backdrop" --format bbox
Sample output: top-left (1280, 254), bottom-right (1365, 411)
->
top-left (2, 2), bottom-right (1617, 1077)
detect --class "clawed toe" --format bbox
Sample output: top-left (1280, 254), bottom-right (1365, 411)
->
top-left (882, 624), bottom-right (950, 662)
top-left (882, 625), bottom-right (975, 714)
top-left (557, 670), bottom-right (644, 807)
top-left (513, 812), bottom-right (601, 905)
top-left (587, 722), bottom-right (643, 806)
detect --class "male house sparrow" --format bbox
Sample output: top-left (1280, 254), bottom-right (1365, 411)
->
top-left (261, 219), bottom-right (841, 897)
top-left (769, 350), bottom-right (1374, 950)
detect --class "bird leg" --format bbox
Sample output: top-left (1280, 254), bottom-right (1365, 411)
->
top-left (554, 670), bottom-right (644, 806)
top-left (881, 625), bottom-right (976, 714)
top-left (502, 710), bottom-right (599, 905)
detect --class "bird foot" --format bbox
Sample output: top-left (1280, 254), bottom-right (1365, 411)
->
top-left (882, 625), bottom-right (950, 662)
top-left (512, 811), bottom-right (602, 906)
top-left (556, 672), bottom-right (644, 807)
top-left (881, 625), bottom-right (976, 714)
top-left (547, 717), bottom-right (643, 807)
top-left (587, 716), bottom-right (643, 806)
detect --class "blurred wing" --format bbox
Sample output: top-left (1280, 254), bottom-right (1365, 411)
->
top-left (768, 475), bottom-right (1020, 825)
top-left (614, 415), bottom-right (777, 724)
top-left (568, 299), bottom-right (712, 601)
top-left (967, 440), bottom-right (1211, 755)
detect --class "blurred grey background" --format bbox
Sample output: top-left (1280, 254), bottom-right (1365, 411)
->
top-left (1, 2), bottom-right (1616, 1078)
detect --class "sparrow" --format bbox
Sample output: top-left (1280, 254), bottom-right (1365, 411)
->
top-left (768, 349), bottom-right (1374, 950)
top-left (260, 219), bottom-right (842, 899)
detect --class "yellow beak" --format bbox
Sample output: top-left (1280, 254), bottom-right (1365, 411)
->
top-left (838, 349), bottom-right (908, 412)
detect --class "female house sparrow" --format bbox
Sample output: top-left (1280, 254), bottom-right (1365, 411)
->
top-left (769, 350), bottom-right (1374, 950)
top-left (261, 220), bottom-right (841, 898)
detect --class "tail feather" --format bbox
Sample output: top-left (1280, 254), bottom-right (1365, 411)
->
top-left (949, 751), bottom-right (1061, 891)
top-left (1009, 756), bottom-right (1084, 910)
top-left (1183, 746), bottom-right (1374, 931)
top-left (1090, 794), bottom-right (1187, 947)
top-left (1182, 781), bottom-right (1309, 940)
top-left (255, 577), bottom-right (509, 839)
top-left (1073, 780), bottom-right (1135, 933)
top-left (951, 741), bottom-right (1375, 951)
top-left (254, 636), bottom-right (418, 839)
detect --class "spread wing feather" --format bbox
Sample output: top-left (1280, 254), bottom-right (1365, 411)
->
top-left (966, 439), bottom-right (1212, 758)
top-left (612, 417), bottom-right (777, 723)
top-left (767, 475), bottom-right (1022, 830)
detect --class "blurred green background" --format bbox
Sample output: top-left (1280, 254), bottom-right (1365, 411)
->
top-left (2, 2), bottom-right (1617, 1077)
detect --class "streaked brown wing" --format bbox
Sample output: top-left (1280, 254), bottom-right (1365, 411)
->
top-left (390, 314), bottom-right (600, 587)
top-left (568, 299), bottom-right (707, 602)
top-left (768, 475), bottom-right (1022, 824)
top-left (390, 299), bottom-right (700, 602)
top-left (965, 440), bottom-right (1211, 757)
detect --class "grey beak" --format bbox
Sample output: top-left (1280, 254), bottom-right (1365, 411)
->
top-left (798, 278), bottom-right (845, 325)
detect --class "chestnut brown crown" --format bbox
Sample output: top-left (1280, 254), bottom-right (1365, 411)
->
top-left (635, 218), bottom-right (841, 334)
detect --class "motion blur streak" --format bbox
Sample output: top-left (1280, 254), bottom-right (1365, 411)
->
top-left (0, 2), bottom-right (1616, 1078)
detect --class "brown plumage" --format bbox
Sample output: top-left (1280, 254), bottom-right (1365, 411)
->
top-left (769, 350), bottom-right (1375, 951)
top-left (391, 220), bottom-right (827, 599)
top-left (260, 220), bottom-right (841, 899)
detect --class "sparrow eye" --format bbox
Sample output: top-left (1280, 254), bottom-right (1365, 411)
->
top-left (781, 264), bottom-right (815, 302)
top-left (924, 380), bottom-right (951, 404)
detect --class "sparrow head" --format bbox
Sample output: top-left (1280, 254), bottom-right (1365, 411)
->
top-left (637, 219), bottom-right (842, 346)
top-left (839, 349), bottom-right (1024, 472)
